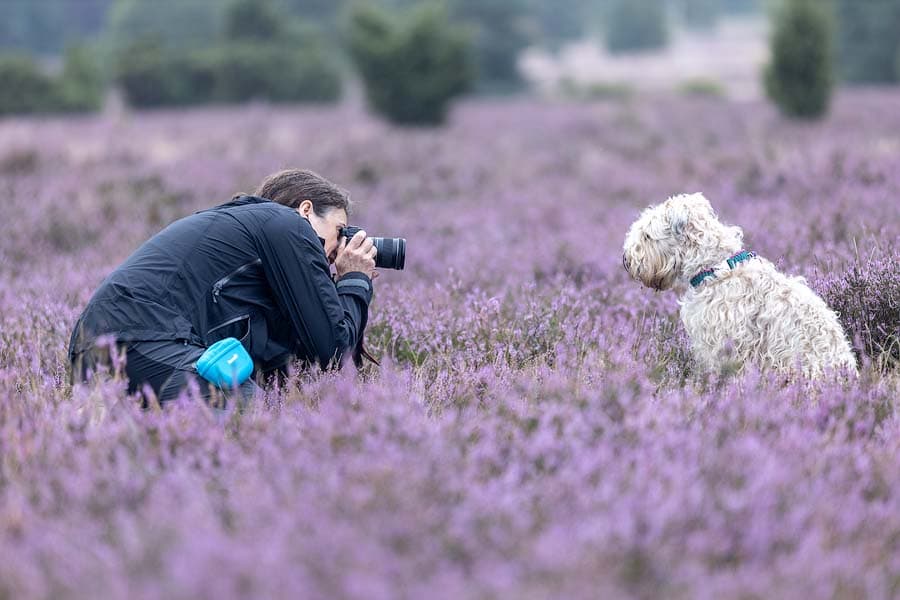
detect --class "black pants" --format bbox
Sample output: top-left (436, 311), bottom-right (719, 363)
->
top-left (71, 340), bottom-right (258, 408)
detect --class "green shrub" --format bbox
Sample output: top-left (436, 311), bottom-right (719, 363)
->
top-left (450, 0), bottom-right (531, 89)
top-left (212, 42), bottom-right (341, 103)
top-left (605, 0), bottom-right (668, 54)
top-left (347, 3), bottom-right (473, 126)
top-left (833, 0), bottom-right (900, 84)
top-left (114, 0), bottom-right (341, 109)
top-left (764, 0), bottom-right (834, 120)
top-left (106, 0), bottom-right (224, 53)
top-left (215, 0), bottom-right (342, 104)
top-left (114, 40), bottom-right (217, 108)
top-left (0, 48), bottom-right (104, 116)
top-left (678, 78), bottom-right (726, 97)
top-left (57, 45), bottom-right (105, 112)
top-left (224, 0), bottom-right (285, 41)
top-left (0, 55), bottom-right (60, 115)
top-left (897, 44), bottom-right (900, 81)
top-left (559, 78), bottom-right (634, 102)
top-left (115, 40), bottom-right (340, 109)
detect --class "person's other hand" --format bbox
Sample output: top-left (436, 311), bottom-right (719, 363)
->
top-left (335, 230), bottom-right (376, 279)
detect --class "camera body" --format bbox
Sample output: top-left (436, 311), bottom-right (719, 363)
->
top-left (340, 226), bottom-right (406, 270)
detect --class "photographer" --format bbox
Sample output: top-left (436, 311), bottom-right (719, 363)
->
top-left (68, 169), bottom-right (376, 405)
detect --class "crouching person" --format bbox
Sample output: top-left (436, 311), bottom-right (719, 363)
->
top-left (68, 169), bottom-right (377, 407)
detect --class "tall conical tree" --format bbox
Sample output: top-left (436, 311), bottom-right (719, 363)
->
top-left (764, 0), bottom-right (835, 120)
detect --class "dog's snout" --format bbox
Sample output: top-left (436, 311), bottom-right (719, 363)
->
top-left (622, 253), bottom-right (629, 274)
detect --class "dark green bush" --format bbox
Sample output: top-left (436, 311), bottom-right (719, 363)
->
top-left (678, 78), bottom-right (727, 97)
top-left (107, 0), bottom-right (224, 53)
top-left (833, 0), bottom-right (900, 84)
top-left (764, 0), bottom-right (834, 120)
top-left (347, 3), bottom-right (473, 126)
top-left (897, 44), bottom-right (900, 81)
top-left (0, 55), bottom-right (60, 115)
top-left (0, 48), bottom-right (104, 116)
top-left (115, 35), bottom-right (340, 108)
top-left (605, 0), bottom-right (668, 54)
top-left (215, 0), bottom-right (342, 104)
top-left (114, 40), bottom-right (218, 108)
top-left (450, 0), bottom-right (531, 89)
top-left (57, 45), bottom-right (105, 112)
top-left (212, 42), bottom-right (341, 103)
top-left (224, 0), bottom-right (285, 41)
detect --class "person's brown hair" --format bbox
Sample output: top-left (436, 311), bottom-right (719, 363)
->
top-left (254, 169), bottom-right (351, 216)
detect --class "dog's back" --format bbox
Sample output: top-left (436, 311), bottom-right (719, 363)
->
top-left (680, 257), bottom-right (857, 377)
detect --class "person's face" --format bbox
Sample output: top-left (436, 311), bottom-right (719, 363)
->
top-left (297, 201), bottom-right (347, 264)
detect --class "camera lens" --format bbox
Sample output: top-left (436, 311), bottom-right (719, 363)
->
top-left (340, 226), bottom-right (406, 271)
top-left (371, 237), bottom-right (406, 270)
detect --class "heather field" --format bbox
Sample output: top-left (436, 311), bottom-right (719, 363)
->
top-left (2, 91), bottom-right (900, 599)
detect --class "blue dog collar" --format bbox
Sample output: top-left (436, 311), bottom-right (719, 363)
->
top-left (690, 250), bottom-right (756, 288)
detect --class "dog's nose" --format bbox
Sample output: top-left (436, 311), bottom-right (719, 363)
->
top-left (622, 253), bottom-right (629, 274)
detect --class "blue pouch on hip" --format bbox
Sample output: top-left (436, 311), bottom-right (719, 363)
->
top-left (195, 337), bottom-right (254, 388)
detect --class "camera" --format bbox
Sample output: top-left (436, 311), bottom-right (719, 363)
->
top-left (340, 226), bottom-right (406, 270)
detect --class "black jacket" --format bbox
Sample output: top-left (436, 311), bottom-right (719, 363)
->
top-left (68, 195), bottom-right (372, 372)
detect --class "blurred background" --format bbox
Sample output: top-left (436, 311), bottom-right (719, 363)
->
top-left (1, 0), bottom-right (898, 123)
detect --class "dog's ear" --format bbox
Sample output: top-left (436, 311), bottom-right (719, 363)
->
top-left (665, 198), bottom-right (691, 237)
top-left (666, 193), bottom-right (713, 238)
top-left (686, 192), bottom-right (713, 212)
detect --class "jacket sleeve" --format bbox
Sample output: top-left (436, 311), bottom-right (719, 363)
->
top-left (255, 212), bottom-right (373, 369)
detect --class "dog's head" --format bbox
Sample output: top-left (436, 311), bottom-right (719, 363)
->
top-left (622, 193), bottom-right (743, 291)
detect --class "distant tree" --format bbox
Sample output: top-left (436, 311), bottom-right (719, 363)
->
top-left (113, 0), bottom-right (341, 109)
top-left (0, 55), bottom-right (60, 114)
top-left (106, 0), bottom-right (224, 53)
top-left (721, 0), bottom-right (760, 13)
top-left (449, 0), bottom-right (532, 89)
top-left (280, 0), bottom-right (347, 31)
top-left (526, 0), bottom-right (589, 48)
top-left (681, 0), bottom-right (721, 30)
top-left (219, 0), bottom-right (341, 103)
top-left (0, 46), bottom-right (104, 115)
top-left (113, 40), bottom-right (217, 108)
top-left (897, 44), bottom-right (900, 81)
top-left (57, 45), bottom-right (105, 112)
top-left (347, 3), bottom-right (473, 125)
top-left (833, 0), bottom-right (900, 84)
top-left (212, 41), bottom-right (341, 103)
top-left (605, 0), bottom-right (669, 54)
top-left (0, 0), bottom-right (113, 54)
top-left (225, 0), bottom-right (285, 41)
top-left (380, 0), bottom-right (533, 89)
top-left (765, 0), bottom-right (834, 119)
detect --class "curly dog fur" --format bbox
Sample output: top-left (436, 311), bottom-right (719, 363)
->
top-left (623, 193), bottom-right (856, 378)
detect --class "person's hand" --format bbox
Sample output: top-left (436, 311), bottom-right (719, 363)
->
top-left (335, 230), bottom-right (376, 279)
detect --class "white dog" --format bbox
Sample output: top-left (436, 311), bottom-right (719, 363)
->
top-left (623, 193), bottom-right (857, 378)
